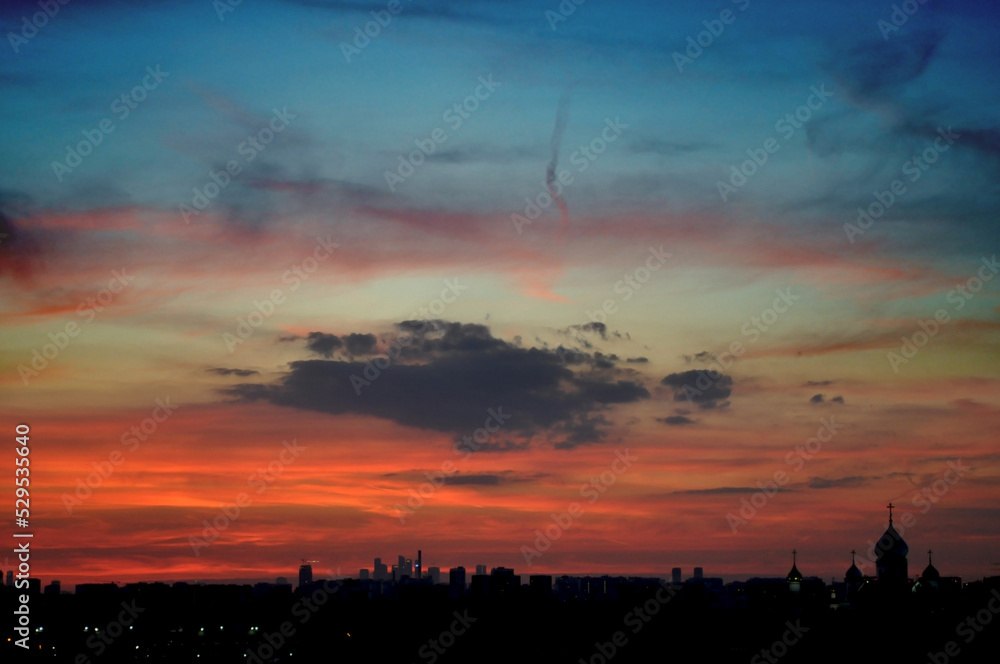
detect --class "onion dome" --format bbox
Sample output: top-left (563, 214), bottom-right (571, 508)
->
top-left (787, 549), bottom-right (803, 582)
top-left (845, 550), bottom-right (863, 582)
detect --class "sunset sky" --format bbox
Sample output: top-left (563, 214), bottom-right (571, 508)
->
top-left (1, 0), bottom-right (998, 589)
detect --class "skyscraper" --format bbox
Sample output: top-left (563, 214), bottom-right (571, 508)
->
top-left (298, 564), bottom-right (313, 588)
top-left (449, 566), bottom-right (466, 599)
top-left (373, 558), bottom-right (388, 581)
top-left (672, 567), bottom-right (682, 584)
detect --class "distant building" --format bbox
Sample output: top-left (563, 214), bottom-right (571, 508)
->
top-left (672, 567), bottom-right (682, 584)
top-left (428, 567), bottom-right (441, 585)
top-left (359, 568), bottom-right (370, 581)
top-left (298, 564), bottom-right (313, 588)
top-left (787, 550), bottom-right (803, 594)
top-left (449, 567), bottom-right (466, 599)
top-left (875, 503), bottom-right (909, 591)
top-left (693, 567), bottom-right (704, 580)
top-left (276, 577), bottom-right (289, 586)
top-left (490, 567), bottom-right (518, 597)
top-left (470, 574), bottom-right (490, 599)
top-left (5, 570), bottom-right (12, 586)
top-left (373, 558), bottom-right (388, 581)
top-left (844, 550), bottom-right (863, 601)
top-left (44, 580), bottom-right (61, 595)
top-left (397, 556), bottom-right (413, 579)
top-left (476, 564), bottom-right (487, 576)
top-left (529, 575), bottom-right (552, 596)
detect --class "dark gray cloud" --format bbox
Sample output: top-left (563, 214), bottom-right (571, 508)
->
top-left (810, 393), bottom-right (825, 403)
top-left (444, 472), bottom-right (543, 486)
top-left (305, 332), bottom-right (343, 358)
top-left (627, 138), bottom-right (710, 156)
top-left (207, 368), bottom-right (260, 377)
top-left (661, 370), bottom-right (733, 409)
top-left (658, 415), bottom-right (695, 426)
top-left (343, 332), bottom-right (377, 356)
top-left (683, 351), bottom-right (715, 364)
top-left (0, 203), bottom-right (42, 280)
top-left (673, 487), bottom-right (791, 495)
top-left (626, 357), bottom-right (649, 363)
top-left (302, 331), bottom-right (377, 357)
top-left (826, 30), bottom-right (941, 108)
top-left (808, 476), bottom-right (868, 489)
top-left (226, 320), bottom-right (650, 449)
top-left (424, 144), bottom-right (540, 164)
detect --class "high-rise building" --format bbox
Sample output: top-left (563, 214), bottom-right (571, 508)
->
top-left (428, 566), bottom-right (440, 585)
top-left (672, 567), bottom-right (682, 584)
top-left (449, 567), bottom-right (466, 598)
top-left (276, 577), bottom-right (289, 586)
top-left (44, 580), bottom-right (61, 595)
top-left (5, 570), bottom-right (12, 586)
top-left (397, 555), bottom-right (413, 578)
top-left (694, 567), bottom-right (704, 580)
top-left (416, 550), bottom-right (422, 580)
top-left (359, 569), bottom-right (370, 581)
top-left (373, 558), bottom-right (388, 581)
top-left (298, 564), bottom-right (313, 588)
top-left (490, 567), bottom-right (518, 597)
top-left (529, 575), bottom-right (553, 596)
top-left (476, 564), bottom-right (487, 575)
